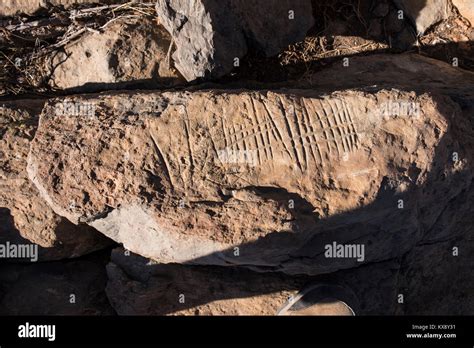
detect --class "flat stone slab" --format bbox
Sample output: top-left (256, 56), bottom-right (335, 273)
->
top-left (27, 84), bottom-right (473, 274)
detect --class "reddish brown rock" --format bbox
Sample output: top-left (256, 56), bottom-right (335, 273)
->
top-left (0, 100), bottom-right (111, 261)
top-left (27, 66), bottom-right (474, 274)
top-left (48, 17), bottom-right (183, 91)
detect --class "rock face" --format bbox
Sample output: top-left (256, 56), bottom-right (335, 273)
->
top-left (0, 252), bottom-right (114, 315)
top-left (0, 0), bottom-right (126, 17)
top-left (106, 247), bottom-right (399, 315)
top-left (393, 0), bottom-right (450, 34)
top-left (155, 0), bottom-right (314, 81)
top-left (395, 178), bottom-right (474, 314)
top-left (27, 60), bottom-right (474, 275)
top-left (49, 18), bottom-right (183, 91)
top-left (0, 100), bottom-right (111, 261)
top-left (298, 54), bottom-right (474, 315)
top-left (452, 0), bottom-right (474, 25)
top-left (299, 54), bottom-right (474, 96)
top-left (106, 247), bottom-right (303, 315)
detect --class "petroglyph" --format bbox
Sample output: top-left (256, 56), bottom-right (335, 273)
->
top-left (27, 88), bottom-right (457, 273)
top-left (179, 93), bottom-right (362, 173)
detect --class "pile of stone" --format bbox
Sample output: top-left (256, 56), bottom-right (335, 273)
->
top-left (1, 0), bottom-right (474, 315)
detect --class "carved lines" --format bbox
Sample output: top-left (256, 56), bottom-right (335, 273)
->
top-left (215, 95), bottom-right (360, 170)
top-left (301, 98), bottom-right (324, 165)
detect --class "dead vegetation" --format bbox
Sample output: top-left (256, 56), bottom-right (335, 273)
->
top-left (0, 1), bottom-right (157, 96)
top-left (0, 0), bottom-right (473, 96)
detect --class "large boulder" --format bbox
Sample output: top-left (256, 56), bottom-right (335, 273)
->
top-left (393, 0), bottom-right (450, 34)
top-left (0, 100), bottom-right (112, 261)
top-left (48, 18), bottom-right (183, 91)
top-left (155, 0), bottom-right (314, 81)
top-left (27, 61), bottom-right (474, 274)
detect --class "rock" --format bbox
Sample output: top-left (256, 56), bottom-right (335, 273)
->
top-left (0, 252), bottom-right (114, 315)
top-left (299, 54), bottom-right (474, 98)
top-left (0, 100), bottom-right (112, 261)
top-left (106, 247), bottom-right (304, 315)
top-left (368, 19), bottom-right (383, 38)
top-left (452, 0), bottom-right (474, 25)
top-left (155, 0), bottom-right (314, 81)
top-left (49, 18), bottom-right (183, 91)
top-left (372, 2), bottom-right (390, 18)
top-left (393, 0), bottom-right (450, 34)
top-left (394, 26), bottom-right (417, 50)
top-left (385, 8), bottom-right (406, 34)
top-left (0, 0), bottom-right (126, 17)
top-left (394, 173), bottom-right (474, 314)
top-left (27, 65), bottom-right (474, 275)
top-left (301, 54), bottom-right (474, 315)
top-left (397, 224), bottom-right (474, 314)
top-left (105, 247), bottom-right (399, 315)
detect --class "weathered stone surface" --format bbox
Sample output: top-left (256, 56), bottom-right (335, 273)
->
top-left (306, 55), bottom-right (474, 315)
top-left (393, 0), bottom-right (449, 34)
top-left (299, 54), bottom-right (474, 98)
top-left (49, 18), bottom-right (183, 91)
top-left (27, 68), bottom-right (474, 275)
top-left (0, 252), bottom-right (114, 315)
top-left (106, 247), bottom-right (399, 315)
top-left (156, 0), bottom-right (314, 81)
top-left (397, 235), bottom-right (474, 315)
top-left (394, 175), bottom-right (474, 315)
top-left (453, 0), bottom-right (474, 25)
top-left (0, 0), bottom-right (125, 17)
top-left (0, 100), bottom-right (112, 261)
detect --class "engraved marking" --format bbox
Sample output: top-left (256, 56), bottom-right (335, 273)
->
top-left (232, 123), bottom-right (240, 151)
top-left (320, 98), bottom-right (342, 155)
top-left (328, 98), bottom-right (350, 154)
top-left (292, 98), bottom-right (310, 170)
top-left (183, 116), bottom-right (195, 184)
top-left (247, 98), bottom-right (261, 160)
top-left (301, 97), bottom-right (324, 165)
top-left (222, 117), bottom-right (230, 150)
top-left (216, 95), bottom-right (360, 171)
top-left (338, 99), bottom-right (354, 151)
top-left (311, 98), bottom-right (332, 155)
top-left (207, 119), bottom-right (225, 166)
top-left (341, 100), bottom-right (360, 150)
top-left (149, 130), bottom-right (176, 192)
top-left (279, 96), bottom-right (304, 171)
top-left (332, 98), bottom-right (350, 153)
top-left (249, 97), bottom-right (268, 163)
top-left (226, 119), bottom-right (274, 146)
top-left (261, 98), bottom-right (294, 161)
top-left (262, 105), bottom-right (275, 162)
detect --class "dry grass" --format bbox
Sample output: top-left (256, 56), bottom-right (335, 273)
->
top-left (0, 1), bottom-right (157, 96)
top-left (1, 0), bottom-right (472, 97)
